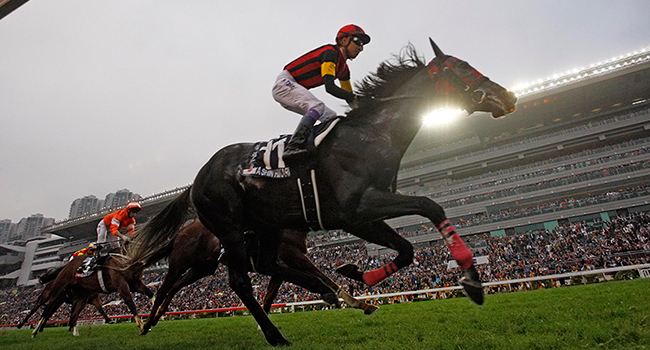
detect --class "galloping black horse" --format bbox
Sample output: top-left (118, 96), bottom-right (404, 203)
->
top-left (125, 40), bottom-right (516, 346)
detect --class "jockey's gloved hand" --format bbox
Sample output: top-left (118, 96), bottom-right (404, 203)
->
top-left (351, 95), bottom-right (375, 109)
top-left (122, 235), bottom-right (131, 242)
top-left (349, 94), bottom-right (361, 109)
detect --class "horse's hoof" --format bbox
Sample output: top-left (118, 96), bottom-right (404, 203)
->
top-left (364, 304), bottom-right (380, 315)
top-left (460, 265), bottom-right (484, 305)
top-left (322, 292), bottom-right (341, 308)
top-left (269, 336), bottom-right (291, 347)
top-left (336, 263), bottom-right (364, 282)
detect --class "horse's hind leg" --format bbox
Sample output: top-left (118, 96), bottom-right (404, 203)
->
top-left (262, 276), bottom-right (284, 314)
top-left (227, 261), bottom-right (290, 346)
top-left (19, 282), bottom-right (54, 328)
top-left (130, 278), bottom-right (154, 299)
top-left (141, 266), bottom-right (185, 335)
top-left (192, 162), bottom-right (292, 346)
top-left (337, 221), bottom-right (413, 286)
top-left (32, 297), bottom-right (64, 338)
top-left (279, 232), bottom-right (378, 314)
top-left (254, 230), bottom-right (339, 306)
top-left (32, 318), bottom-right (46, 338)
top-left (18, 299), bottom-right (43, 329)
top-left (90, 295), bottom-right (113, 324)
top-left (203, 223), bottom-right (289, 346)
top-left (69, 298), bottom-right (88, 336)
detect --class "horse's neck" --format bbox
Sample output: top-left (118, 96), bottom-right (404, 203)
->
top-left (350, 99), bottom-right (423, 158)
top-left (366, 70), bottom-right (430, 156)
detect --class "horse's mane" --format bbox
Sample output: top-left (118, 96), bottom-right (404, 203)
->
top-left (346, 44), bottom-right (426, 118)
top-left (357, 44), bottom-right (426, 99)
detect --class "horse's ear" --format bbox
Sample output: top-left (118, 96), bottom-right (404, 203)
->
top-left (429, 37), bottom-right (444, 58)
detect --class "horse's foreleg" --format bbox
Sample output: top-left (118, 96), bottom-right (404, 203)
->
top-left (90, 295), bottom-right (113, 324)
top-left (116, 283), bottom-right (143, 329)
top-left (347, 191), bottom-right (482, 304)
top-left (278, 236), bottom-right (377, 313)
top-left (356, 191), bottom-right (474, 269)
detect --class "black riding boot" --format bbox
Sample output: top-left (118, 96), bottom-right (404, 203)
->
top-left (283, 109), bottom-right (319, 162)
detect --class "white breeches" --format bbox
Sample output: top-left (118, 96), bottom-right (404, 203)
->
top-left (272, 70), bottom-right (337, 122)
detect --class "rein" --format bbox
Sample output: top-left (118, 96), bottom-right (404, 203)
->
top-left (375, 94), bottom-right (421, 103)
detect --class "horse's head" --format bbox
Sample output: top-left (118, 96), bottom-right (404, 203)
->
top-left (426, 38), bottom-right (517, 118)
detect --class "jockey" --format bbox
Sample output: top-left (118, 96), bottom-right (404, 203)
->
top-left (96, 201), bottom-right (142, 250)
top-left (272, 24), bottom-right (370, 161)
top-left (69, 242), bottom-right (101, 261)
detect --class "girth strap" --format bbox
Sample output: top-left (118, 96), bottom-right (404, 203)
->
top-left (97, 269), bottom-right (109, 294)
top-left (296, 169), bottom-right (326, 231)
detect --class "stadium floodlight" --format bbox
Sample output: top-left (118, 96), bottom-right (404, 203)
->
top-left (422, 108), bottom-right (465, 127)
top-left (511, 45), bottom-right (650, 98)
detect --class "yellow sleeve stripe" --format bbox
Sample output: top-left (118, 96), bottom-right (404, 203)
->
top-left (340, 80), bottom-right (352, 92)
top-left (321, 62), bottom-right (337, 77)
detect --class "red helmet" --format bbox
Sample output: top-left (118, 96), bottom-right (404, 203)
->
top-left (336, 24), bottom-right (370, 45)
top-left (126, 202), bottom-right (142, 212)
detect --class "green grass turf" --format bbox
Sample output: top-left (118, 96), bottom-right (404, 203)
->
top-left (1, 278), bottom-right (648, 350)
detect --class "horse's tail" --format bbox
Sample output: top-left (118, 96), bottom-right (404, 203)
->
top-left (38, 265), bottom-right (65, 284)
top-left (121, 186), bottom-right (194, 269)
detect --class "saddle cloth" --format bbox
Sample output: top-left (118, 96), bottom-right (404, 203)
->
top-left (74, 255), bottom-right (109, 279)
top-left (75, 256), bottom-right (97, 279)
top-left (240, 117), bottom-right (341, 179)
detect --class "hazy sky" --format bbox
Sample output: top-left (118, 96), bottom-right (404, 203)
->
top-left (1, 1), bottom-right (649, 222)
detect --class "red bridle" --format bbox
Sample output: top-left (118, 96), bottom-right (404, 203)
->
top-left (427, 55), bottom-right (490, 105)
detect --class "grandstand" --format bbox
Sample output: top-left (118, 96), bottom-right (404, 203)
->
top-left (0, 46), bottom-right (649, 288)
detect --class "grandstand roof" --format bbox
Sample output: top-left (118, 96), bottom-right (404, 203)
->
top-left (41, 186), bottom-right (190, 241)
top-left (0, 0), bottom-right (29, 21)
top-left (407, 57), bottom-right (650, 157)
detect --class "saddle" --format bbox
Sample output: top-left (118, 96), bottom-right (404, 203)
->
top-left (240, 117), bottom-right (341, 179)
